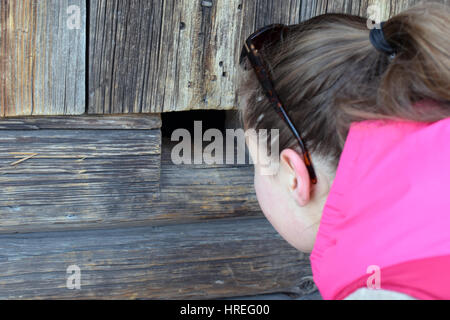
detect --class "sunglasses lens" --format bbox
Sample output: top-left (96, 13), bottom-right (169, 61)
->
top-left (252, 25), bottom-right (286, 51)
top-left (239, 25), bottom-right (287, 67)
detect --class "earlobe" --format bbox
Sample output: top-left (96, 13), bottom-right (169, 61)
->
top-left (280, 149), bottom-right (311, 207)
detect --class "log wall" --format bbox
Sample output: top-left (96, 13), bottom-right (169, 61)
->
top-left (0, 115), bottom-right (314, 299)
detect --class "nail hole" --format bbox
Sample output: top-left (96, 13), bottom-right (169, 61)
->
top-left (219, 61), bottom-right (223, 67)
top-left (238, 4), bottom-right (242, 10)
top-left (180, 22), bottom-right (186, 30)
top-left (222, 72), bottom-right (227, 77)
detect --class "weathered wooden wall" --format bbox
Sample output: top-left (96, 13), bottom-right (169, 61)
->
top-left (88, 0), bottom-right (446, 114)
top-left (0, 130), bottom-right (262, 234)
top-left (0, 116), bottom-right (315, 299)
top-left (0, 218), bottom-right (314, 300)
top-left (0, 0), bottom-right (86, 116)
top-left (88, 0), bottom-right (328, 113)
top-left (1, 0), bottom-right (446, 115)
top-left (0, 115), bottom-right (161, 233)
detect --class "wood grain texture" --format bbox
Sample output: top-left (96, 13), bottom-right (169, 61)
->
top-left (88, 0), bottom-right (445, 114)
top-left (0, 114), bottom-right (161, 130)
top-left (155, 137), bottom-right (261, 224)
top-left (0, 0), bottom-right (86, 116)
top-left (0, 131), bottom-right (260, 233)
top-left (88, 0), bottom-right (162, 114)
top-left (0, 124), bottom-right (161, 233)
top-left (88, 0), bottom-right (310, 114)
top-left (0, 218), bottom-right (316, 300)
top-left (341, 0), bottom-right (449, 20)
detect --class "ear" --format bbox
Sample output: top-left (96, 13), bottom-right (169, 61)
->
top-left (280, 149), bottom-right (312, 207)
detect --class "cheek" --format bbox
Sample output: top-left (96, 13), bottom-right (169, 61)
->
top-left (254, 173), bottom-right (297, 246)
top-left (253, 169), bottom-right (317, 253)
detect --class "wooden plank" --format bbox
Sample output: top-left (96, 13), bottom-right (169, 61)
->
top-left (347, 0), bottom-right (449, 20)
top-left (88, 0), bottom-right (164, 114)
top-left (155, 137), bottom-right (261, 223)
top-left (0, 126), bottom-right (161, 233)
top-left (0, 0), bottom-right (86, 116)
top-left (0, 131), bottom-right (260, 233)
top-left (0, 218), bottom-right (316, 299)
top-left (88, 0), bottom-right (306, 114)
top-left (0, 114), bottom-right (161, 130)
top-left (155, 165), bottom-right (260, 222)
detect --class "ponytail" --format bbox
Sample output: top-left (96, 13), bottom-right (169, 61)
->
top-left (378, 2), bottom-right (450, 120)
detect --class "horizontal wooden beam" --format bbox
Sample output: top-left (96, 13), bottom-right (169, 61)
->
top-left (0, 218), bottom-right (316, 299)
top-left (0, 117), bottom-right (161, 233)
top-left (0, 120), bottom-right (261, 233)
top-left (155, 138), bottom-right (261, 223)
top-left (0, 114), bottom-right (162, 130)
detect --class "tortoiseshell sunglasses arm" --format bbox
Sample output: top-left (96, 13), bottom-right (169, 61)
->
top-left (241, 35), bottom-right (318, 184)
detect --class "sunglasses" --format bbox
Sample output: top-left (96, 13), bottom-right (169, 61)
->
top-left (239, 24), bottom-right (318, 184)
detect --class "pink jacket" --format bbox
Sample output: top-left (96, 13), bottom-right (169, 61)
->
top-left (310, 110), bottom-right (450, 299)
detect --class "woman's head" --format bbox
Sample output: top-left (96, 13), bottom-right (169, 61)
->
top-left (238, 3), bottom-right (450, 252)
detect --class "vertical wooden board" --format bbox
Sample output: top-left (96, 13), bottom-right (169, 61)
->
top-left (88, 0), bottom-right (448, 114)
top-left (88, 0), bottom-right (164, 114)
top-left (0, 0), bottom-right (86, 116)
top-left (391, 0), bottom-right (450, 14)
top-left (154, 0), bottom-right (197, 113)
top-left (320, 0), bottom-right (404, 20)
top-left (355, 0), bottom-right (450, 20)
top-left (89, 0), bottom-right (307, 114)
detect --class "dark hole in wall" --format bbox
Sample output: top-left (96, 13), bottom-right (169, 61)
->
top-left (163, 110), bottom-right (223, 138)
top-left (161, 110), bottom-right (241, 138)
top-left (161, 110), bottom-right (248, 165)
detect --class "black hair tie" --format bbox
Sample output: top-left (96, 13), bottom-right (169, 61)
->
top-left (370, 22), bottom-right (396, 56)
